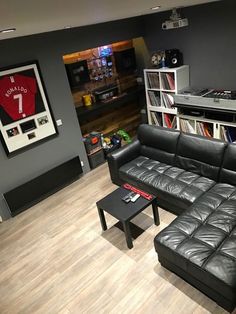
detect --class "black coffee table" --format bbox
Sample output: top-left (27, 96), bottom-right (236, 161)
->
top-left (96, 187), bottom-right (159, 249)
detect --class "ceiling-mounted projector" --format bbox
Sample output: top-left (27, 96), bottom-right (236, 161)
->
top-left (162, 8), bottom-right (188, 30)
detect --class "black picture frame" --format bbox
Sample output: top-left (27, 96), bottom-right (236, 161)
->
top-left (65, 60), bottom-right (90, 89)
top-left (0, 60), bottom-right (58, 156)
top-left (114, 47), bottom-right (137, 74)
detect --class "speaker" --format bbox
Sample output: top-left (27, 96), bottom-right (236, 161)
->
top-left (165, 49), bottom-right (183, 68)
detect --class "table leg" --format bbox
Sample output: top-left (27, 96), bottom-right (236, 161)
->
top-left (152, 201), bottom-right (160, 226)
top-left (97, 207), bottom-right (107, 231)
top-left (122, 221), bottom-right (133, 249)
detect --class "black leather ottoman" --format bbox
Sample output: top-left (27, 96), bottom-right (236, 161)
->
top-left (154, 183), bottom-right (236, 312)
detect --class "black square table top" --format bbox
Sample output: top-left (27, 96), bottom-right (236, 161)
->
top-left (96, 187), bottom-right (155, 222)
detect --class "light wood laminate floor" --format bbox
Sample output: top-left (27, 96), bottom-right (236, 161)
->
top-left (0, 163), bottom-right (230, 314)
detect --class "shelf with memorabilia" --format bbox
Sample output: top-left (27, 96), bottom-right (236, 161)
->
top-left (63, 39), bottom-right (143, 137)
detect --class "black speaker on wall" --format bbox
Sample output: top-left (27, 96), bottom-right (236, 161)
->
top-left (114, 48), bottom-right (137, 74)
top-left (165, 49), bottom-right (183, 68)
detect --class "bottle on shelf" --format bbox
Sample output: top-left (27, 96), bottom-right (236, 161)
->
top-left (161, 56), bottom-right (166, 68)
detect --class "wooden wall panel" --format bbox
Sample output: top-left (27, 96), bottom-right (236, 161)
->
top-left (80, 102), bottom-right (141, 137)
top-left (63, 39), bottom-right (141, 138)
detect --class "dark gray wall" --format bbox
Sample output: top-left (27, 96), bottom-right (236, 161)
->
top-left (0, 17), bottom-right (143, 219)
top-left (143, 0), bottom-right (236, 89)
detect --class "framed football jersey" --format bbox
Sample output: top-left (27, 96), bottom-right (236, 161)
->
top-left (0, 61), bottom-right (58, 156)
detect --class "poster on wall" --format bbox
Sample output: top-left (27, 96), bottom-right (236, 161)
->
top-left (0, 61), bottom-right (58, 156)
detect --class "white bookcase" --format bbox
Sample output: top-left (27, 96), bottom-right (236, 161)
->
top-left (144, 65), bottom-right (189, 129)
top-left (178, 111), bottom-right (236, 143)
top-left (174, 91), bottom-right (236, 142)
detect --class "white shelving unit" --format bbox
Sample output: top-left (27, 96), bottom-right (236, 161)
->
top-left (144, 65), bottom-right (189, 129)
top-left (178, 111), bottom-right (236, 142)
top-left (174, 91), bottom-right (236, 142)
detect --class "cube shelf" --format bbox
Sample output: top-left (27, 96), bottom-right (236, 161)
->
top-left (144, 66), bottom-right (189, 129)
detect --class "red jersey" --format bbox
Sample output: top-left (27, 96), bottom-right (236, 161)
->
top-left (0, 74), bottom-right (37, 121)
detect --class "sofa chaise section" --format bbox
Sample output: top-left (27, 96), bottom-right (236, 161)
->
top-left (154, 182), bottom-right (236, 312)
top-left (154, 142), bottom-right (236, 312)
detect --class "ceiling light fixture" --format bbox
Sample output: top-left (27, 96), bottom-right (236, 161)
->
top-left (64, 26), bottom-right (72, 29)
top-left (0, 28), bottom-right (16, 34)
top-left (151, 6), bottom-right (161, 10)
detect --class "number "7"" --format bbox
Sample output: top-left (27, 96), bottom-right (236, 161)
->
top-left (13, 93), bottom-right (23, 114)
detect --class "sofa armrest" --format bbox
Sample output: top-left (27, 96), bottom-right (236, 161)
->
top-left (107, 139), bottom-right (141, 185)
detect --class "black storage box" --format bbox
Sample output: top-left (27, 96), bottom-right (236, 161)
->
top-left (88, 149), bottom-right (105, 169)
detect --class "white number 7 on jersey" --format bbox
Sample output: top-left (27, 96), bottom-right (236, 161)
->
top-left (13, 93), bottom-right (23, 114)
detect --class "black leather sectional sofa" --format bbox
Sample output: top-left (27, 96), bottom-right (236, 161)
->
top-left (107, 124), bottom-right (236, 312)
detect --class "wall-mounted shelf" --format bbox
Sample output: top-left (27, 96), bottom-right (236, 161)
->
top-left (76, 85), bottom-right (145, 136)
top-left (76, 85), bottom-right (144, 123)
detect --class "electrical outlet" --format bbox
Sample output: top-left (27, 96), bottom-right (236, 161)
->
top-left (137, 77), bottom-right (143, 84)
top-left (56, 119), bottom-right (63, 126)
top-left (0, 216), bottom-right (2, 223)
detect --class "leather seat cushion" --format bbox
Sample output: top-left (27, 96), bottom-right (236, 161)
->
top-left (119, 156), bottom-right (215, 211)
top-left (154, 183), bottom-right (236, 301)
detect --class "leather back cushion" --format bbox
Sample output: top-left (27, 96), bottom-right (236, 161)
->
top-left (220, 143), bottom-right (236, 185)
top-left (138, 124), bottom-right (180, 165)
top-left (175, 133), bottom-right (226, 181)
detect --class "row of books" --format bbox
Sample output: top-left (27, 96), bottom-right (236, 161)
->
top-left (161, 73), bottom-right (175, 90)
top-left (180, 119), bottom-right (195, 134)
top-left (220, 126), bottom-right (236, 143)
top-left (150, 112), bottom-right (176, 129)
top-left (162, 92), bottom-right (174, 108)
top-left (147, 73), bottom-right (160, 89)
top-left (163, 114), bottom-right (177, 129)
top-left (148, 91), bottom-right (174, 108)
top-left (180, 119), bottom-right (236, 142)
top-left (150, 112), bottom-right (162, 126)
top-left (196, 122), bottom-right (213, 138)
top-left (148, 91), bottom-right (161, 106)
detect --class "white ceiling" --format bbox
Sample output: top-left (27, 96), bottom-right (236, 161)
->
top-left (1, 0), bottom-right (220, 40)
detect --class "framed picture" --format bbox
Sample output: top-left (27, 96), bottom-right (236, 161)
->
top-left (0, 61), bottom-right (58, 156)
